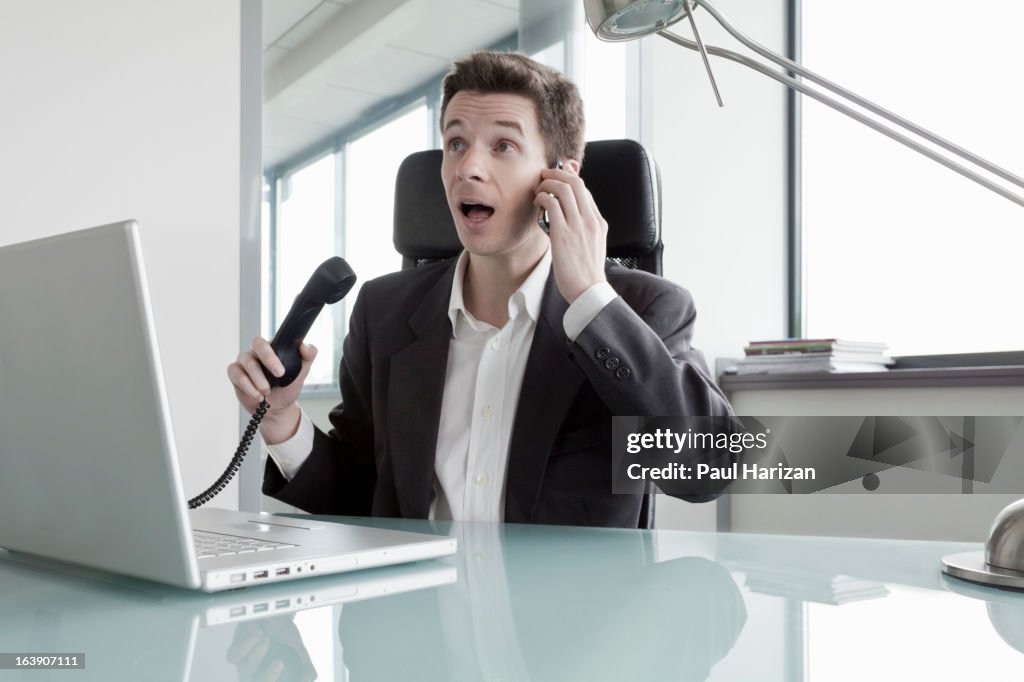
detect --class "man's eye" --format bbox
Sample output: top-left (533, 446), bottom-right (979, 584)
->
top-left (495, 141), bottom-right (515, 152)
top-left (447, 139), bottom-right (465, 152)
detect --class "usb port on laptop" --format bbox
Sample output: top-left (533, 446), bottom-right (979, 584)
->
top-left (253, 603), bottom-right (268, 613)
top-left (275, 567), bottom-right (290, 577)
top-left (253, 570), bottom-right (269, 579)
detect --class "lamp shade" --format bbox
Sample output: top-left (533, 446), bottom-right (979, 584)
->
top-left (584, 0), bottom-right (692, 41)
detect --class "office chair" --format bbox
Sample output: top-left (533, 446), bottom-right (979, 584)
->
top-left (392, 138), bottom-right (662, 529)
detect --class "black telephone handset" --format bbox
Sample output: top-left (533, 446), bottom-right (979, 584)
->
top-left (188, 257), bottom-right (357, 509)
top-left (263, 257), bottom-right (357, 388)
top-left (537, 160), bottom-right (565, 233)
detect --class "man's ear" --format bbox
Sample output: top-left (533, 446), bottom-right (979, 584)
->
top-left (564, 159), bottom-right (581, 174)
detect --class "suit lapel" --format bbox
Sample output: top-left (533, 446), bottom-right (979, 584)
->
top-left (387, 262), bottom-right (456, 519)
top-left (504, 272), bottom-right (586, 522)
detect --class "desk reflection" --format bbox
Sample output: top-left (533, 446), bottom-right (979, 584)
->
top-left (942, 575), bottom-right (1024, 655)
top-left (0, 554), bottom-right (453, 682)
top-left (6, 519), bottom-right (1018, 680)
top-left (333, 520), bottom-right (747, 681)
top-left (0, 521), bottom-right (748, 682)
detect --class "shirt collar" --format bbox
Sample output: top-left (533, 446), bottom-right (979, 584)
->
top-left (447, 247), bottom-right (551, 337)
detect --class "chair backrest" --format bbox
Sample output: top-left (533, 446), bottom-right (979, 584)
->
top-left (394, 138), bottom-right (662, 273)
top-left (392, 138), bottom-right (662, 529)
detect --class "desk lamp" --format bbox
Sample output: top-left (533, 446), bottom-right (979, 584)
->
top-left (583, 0), bottom-right (1024, 208)
top-left (583, 0), bottom-right (1024, 587)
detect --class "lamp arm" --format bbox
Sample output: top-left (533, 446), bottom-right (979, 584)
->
top-left (658, 28), bottom-right (1024, 209)
top-left (692, 0), bottom-right (1024, 193)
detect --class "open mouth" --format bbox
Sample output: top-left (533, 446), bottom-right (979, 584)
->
top-left (460, 202), bottom-right (495, 221)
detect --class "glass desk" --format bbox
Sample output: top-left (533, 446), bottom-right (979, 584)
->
top-left (0, 516), bottom-right (1020, 681)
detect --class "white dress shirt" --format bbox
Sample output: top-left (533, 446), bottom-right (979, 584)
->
top-left (266, 248), bottom-right (617, 521)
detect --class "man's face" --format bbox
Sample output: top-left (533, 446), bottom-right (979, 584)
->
top-left (440, 91), bottom-right (549, 259)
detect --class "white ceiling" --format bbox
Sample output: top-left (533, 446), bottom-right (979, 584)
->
top-left (263, 0), bottom-right (520, 169)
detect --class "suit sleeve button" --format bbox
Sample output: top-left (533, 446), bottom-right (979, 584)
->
top-left (616, 366), bottom-right (632, 380)
top-left (596, 347), bottom-right (611, 360)
top-left (604, 357), bottom-right (620, 370)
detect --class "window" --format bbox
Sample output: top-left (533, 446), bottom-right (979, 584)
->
top-left (266, 104), bottom-right (434, 391)
top-left (526, 17), bottom-right (628, 143)
top-left (800, 0), bottom-right (1024, 356)
top-left (580, 28), bottom-right (627, 142)
top-left (273, 154), bottom-right (337, 388)
top-left (344, 103), bottom-right (432, 331)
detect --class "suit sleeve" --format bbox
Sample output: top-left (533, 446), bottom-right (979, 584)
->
top-left (571, 275), bottom-right (732, 419)
top-left (261, 286), bottom-right (377, 515)
top-left (571, 275), bottom-right (734, 504)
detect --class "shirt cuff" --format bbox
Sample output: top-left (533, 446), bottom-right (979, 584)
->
top-left (562, 281), bottom-right (617, 342)
top-left (264, 407), bottom-right (314, 481)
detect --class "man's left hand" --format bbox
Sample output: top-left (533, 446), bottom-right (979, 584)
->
top-left (535, 162), bottom-right (608, 303)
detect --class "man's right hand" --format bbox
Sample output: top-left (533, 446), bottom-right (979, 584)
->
top-left (226, 337), bottom-right (317, 445)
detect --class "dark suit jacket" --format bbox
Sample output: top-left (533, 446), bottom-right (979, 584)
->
top-left (263, 258), bottom-right (733, 527)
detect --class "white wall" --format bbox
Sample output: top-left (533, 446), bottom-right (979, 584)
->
top-left (646, 1), bottom-right (790, 530)
top-left (650, 0), bottom-right (790, 365)
top-left (0, 0), bottom-right (243, 506)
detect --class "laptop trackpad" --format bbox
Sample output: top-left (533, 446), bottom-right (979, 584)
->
top-left (246, 519), bottom-right (326, 532)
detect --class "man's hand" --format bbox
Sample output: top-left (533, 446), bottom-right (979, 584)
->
top-left (226, 618), bottom-right (317, 682)
top-left (226, 338), bottom-right (317, 444)
top-left (534, 161), bottom-right (608, 303)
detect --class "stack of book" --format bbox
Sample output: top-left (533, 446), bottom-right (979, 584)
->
top-left (732, 338), bottom-right (893, 375)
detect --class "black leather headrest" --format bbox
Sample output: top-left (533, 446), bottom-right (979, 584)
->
top-left (393, 139), bottom-right (662, 272)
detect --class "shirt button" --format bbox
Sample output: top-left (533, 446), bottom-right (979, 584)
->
top-left (282, 459), bottom-right (292, 468)
top-left (596, 347), bottom-right (611, 360)
top-left (616, 366), bottom-right (632, 380)
top-left (605, 356), bottom-right (620, 370)
top-left (482, 405), bottom-right (493, 419)
top-left (490, 339), bottom-right (501, 351)
top-left (475, 474), bottom-right (488, 486)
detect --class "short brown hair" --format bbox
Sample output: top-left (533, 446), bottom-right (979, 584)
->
top-left (440, 51), bottom-right (586, 164)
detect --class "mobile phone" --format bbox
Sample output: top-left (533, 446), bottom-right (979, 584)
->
top-left (537, 160), bottom-right (565, 233)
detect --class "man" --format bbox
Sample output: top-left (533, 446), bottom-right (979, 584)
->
top-left (227, 51), bottom-right (733, 527)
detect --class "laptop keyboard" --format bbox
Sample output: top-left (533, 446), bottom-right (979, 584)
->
top-left (192, 529), bottom-right (296, 559)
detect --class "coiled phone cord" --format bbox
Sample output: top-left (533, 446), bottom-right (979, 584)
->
top-left (187, 399), bottom-right (269, 509)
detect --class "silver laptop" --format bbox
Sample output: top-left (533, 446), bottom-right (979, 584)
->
top-left (0, 220), bottom-right (456, 592)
